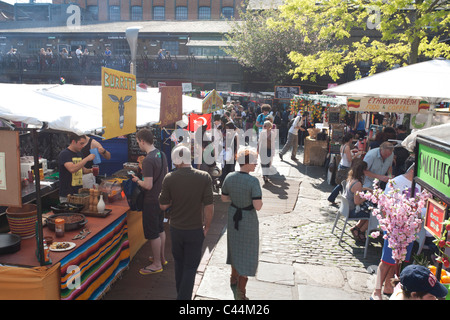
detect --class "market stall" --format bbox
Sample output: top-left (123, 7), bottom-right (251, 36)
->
top-left (0, 78), bottom-right (199, 299)
top-left (289, 94), bottom-right (346, 167)
top-left (412, 134), bottom-right (450, 291)
top-left (322, 59), bottom-right (450, 183)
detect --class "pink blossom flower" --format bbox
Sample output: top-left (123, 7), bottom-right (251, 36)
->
top-left (358, 179), bottom-right (431, 263)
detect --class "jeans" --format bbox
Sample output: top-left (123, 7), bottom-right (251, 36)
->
top-left (327, 184), bottom-right (342, 203)
top-left (170, 226), bottom-right (204, 300)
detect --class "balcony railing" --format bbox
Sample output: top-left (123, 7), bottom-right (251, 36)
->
top-left (0, 52), bottom-right (243, 83)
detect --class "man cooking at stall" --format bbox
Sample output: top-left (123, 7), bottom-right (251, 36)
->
top-left (58, 133), bottom-right (96, 203)
top-left (81, 135), bottom-right (111, 188)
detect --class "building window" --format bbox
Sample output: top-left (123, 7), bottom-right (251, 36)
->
top-left (86, 5), bottom-right (98, 21)
top-left (131, 6), bottom-right (143, 21)
top-left (221, 7), bottom-right (234, 19)
top-left (162, 41), bottom-right (179, 55)
top-left (153, 6), bottom-right (165, 20)
top-left (198, 6), bottom-right (211, 20)
top-left (27, 39), bottom-right (42, 54)
top-left (175, 6), bottom-right (188, 20)
top-left (188, 47), bottom-right (226, 57)
top-left (114, 40), bottom-right (131, 55)
top-left (109, 5), bottom-right (121, 21)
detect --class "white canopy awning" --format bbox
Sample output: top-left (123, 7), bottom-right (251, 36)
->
top-left (322, 59), bottom-right (450, 104)
top-left (0, 84), bottom-right (202, 136)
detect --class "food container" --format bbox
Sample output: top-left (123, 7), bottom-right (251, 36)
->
top-left (43, 236), bottom-right (53, 245)
top-left (55, 218), bottom-right (65, 237)
top-left (123, 162), bottom-right (139, 173)
top-left (67, 193), bottom-right (90, 209)
top-left (99, 179), bottom-right (123, 203)
top-left (46, 213), bottom-right (87, 232)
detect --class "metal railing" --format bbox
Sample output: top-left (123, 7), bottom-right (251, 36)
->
top-left (0, 53), bottom-right (243, 83)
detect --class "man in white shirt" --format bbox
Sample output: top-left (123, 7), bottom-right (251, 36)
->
top-left (279, 111), bottom-right (308, 161)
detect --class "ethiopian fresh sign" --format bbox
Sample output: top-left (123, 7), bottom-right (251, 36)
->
top-left (101, 67), bottom-right (137, 140)
top-left (347, 97), bottom-right (430, 114)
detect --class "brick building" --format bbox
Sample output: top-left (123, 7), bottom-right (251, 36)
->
top-left (52, 0), bottom-right (245, 21)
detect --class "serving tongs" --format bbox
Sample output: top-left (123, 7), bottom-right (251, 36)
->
top-left (72, 228), bottom-right (91, 240)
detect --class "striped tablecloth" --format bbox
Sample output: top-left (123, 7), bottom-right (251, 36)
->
top-left (59, 212), bottom-right (130, 300)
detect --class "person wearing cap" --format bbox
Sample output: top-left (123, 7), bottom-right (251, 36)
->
top-left (390, 265), bottom-right (448, 300)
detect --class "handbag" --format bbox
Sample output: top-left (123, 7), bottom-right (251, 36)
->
top-left (122, 151), bottom-right (166, 211)
top-left (122, 178), bottom-right (144, 211)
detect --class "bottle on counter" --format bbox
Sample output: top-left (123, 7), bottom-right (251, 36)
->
top-left (55, 218), bottom-right (65, 238)
top-left (43, 239), bottom-right (50, 263)
top-left (97, 194), bottom-right (105, 213)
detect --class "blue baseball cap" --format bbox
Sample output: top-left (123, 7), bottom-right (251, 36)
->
top-left (400, 265), bottom-right (448, 298)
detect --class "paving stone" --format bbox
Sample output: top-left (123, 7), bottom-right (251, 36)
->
top-left (256, 261), bottom-right (295, 286)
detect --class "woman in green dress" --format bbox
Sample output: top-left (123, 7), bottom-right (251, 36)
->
top-left (221, 147), bottom-right (263, 300)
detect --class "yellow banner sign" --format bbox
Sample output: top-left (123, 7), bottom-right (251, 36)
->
top-left (347, 97), bottom-right (430, 114)
top-left (101, 67), bottom-right (137, 140)
top-left (202, 89), bottom-right (223, 114)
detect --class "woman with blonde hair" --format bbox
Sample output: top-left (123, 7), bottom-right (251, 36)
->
top-left (259, 121), bottom-right (276, 183)
top-left (221, 147), bottom-right (263, 300)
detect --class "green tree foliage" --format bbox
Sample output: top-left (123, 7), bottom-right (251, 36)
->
top-left (268, 0), bottom-right (450, 82)
top-left (223, 1), bottom-right (328, 83)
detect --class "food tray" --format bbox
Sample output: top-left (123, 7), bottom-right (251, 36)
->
top-left (81, 208), bottom-right (112, 218)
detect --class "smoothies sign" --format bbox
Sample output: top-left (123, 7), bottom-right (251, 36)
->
top-left (101, 67), bottom-right (137, 140)
top-left (347, 97), bottom-right (430, 113)
top-left (417, 143), bottom-right (450, 199)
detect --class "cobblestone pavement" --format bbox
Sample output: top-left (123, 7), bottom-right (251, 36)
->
top-left (195, 149), bottom-right (385, 300)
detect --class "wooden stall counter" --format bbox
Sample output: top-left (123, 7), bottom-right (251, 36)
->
top-left (303, 136), bottom-right (329, 166)
top-left (0, 198), bottom-right (146, 300)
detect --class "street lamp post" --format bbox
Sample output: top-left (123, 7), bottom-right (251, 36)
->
top-left (126, 26), bottom-right (142, 75)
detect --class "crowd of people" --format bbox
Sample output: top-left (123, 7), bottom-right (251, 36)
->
top-left (202, 100), bottom-right (314, 185)
top-left (324, 117), bottom-right (446, 300)
top-left (56, 100), bottom-right (447, 300)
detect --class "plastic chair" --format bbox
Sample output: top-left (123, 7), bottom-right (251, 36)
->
top-left (364, 214), bottom-right (381, 258)
top-left (331, 195), bottom-right (369, 245)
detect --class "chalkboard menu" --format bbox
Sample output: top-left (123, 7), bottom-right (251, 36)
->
top-left (328, 111), bottom-right (340, 124)
top-left (274, 86), bottom-right (301, 100)
top-left (127, 126), bottom-right (161, 162)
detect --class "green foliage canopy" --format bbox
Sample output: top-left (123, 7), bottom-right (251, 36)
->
top-left (268, 0), bottom-right (450, 82)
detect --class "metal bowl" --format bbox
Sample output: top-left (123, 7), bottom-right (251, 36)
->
top-left (46, 213), bottom-right (87, 231)
top-left (50, 203), bottom-right (84, 214)
top-left (0, 233), bottom-right (21, 255)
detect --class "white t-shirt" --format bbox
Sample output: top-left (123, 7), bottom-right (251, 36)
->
top-left (288, 115), bottom-right (301, 135)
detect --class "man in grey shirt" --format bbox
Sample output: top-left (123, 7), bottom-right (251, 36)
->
top-left (363, 141), bottom-right (394, 189)
top-left (159, 145), bottom-right (214, 300)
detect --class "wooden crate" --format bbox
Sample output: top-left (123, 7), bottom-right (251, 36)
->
top-left (303, 137), bottom-right (328, 166)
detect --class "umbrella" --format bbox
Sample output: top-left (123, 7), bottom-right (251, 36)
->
top-left (322, 59), bottom-right (450, 104)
